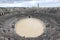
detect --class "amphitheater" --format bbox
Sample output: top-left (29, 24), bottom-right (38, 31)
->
top-left (0, 7), bottom-right (60, 40)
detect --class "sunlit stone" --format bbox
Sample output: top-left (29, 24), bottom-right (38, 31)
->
top-left (15, 18), bottom-right (46, 38)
